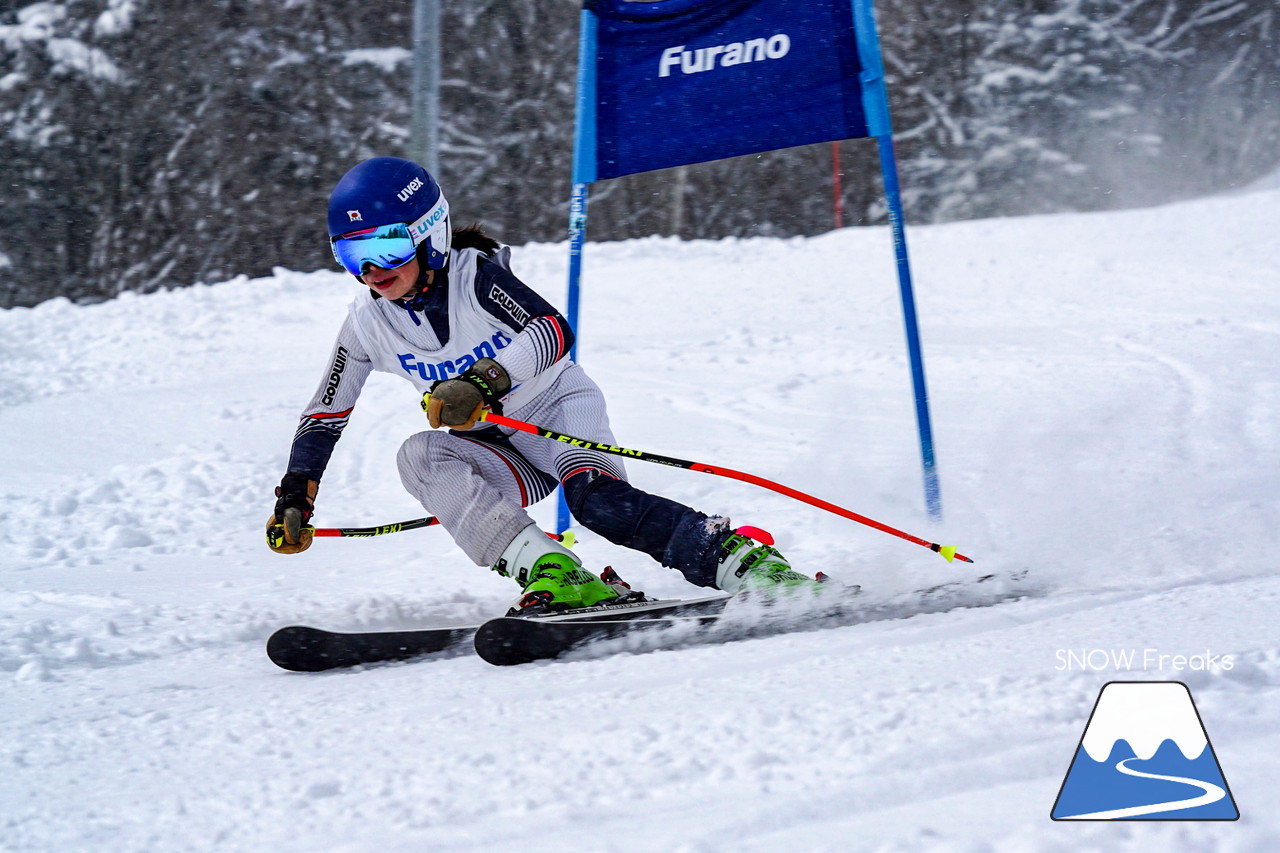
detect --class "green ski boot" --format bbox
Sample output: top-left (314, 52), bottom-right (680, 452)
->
top-left (493, 523), bottom-right (622, 615)
top-left (713, 526), bottom-right (821, 594)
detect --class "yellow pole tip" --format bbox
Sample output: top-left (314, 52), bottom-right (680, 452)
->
top-left (938, 545), bottom-right (957, 563)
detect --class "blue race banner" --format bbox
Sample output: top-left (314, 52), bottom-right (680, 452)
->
top-left (561, 0), bottom-right (944, 529)
top-left (578, 0), bottom-right (886, 182)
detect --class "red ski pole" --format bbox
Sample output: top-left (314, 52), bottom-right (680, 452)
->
top-left (456, 404), bottom-right (971, 564)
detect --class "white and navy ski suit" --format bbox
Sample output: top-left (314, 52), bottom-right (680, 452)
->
top-left (287, 243), bottom-right (727, 586)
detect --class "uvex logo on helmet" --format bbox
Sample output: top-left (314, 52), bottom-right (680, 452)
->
top-left (408, 195), bottom-right (449, 244)
top-left (398, 177), bottom-right (424, 202)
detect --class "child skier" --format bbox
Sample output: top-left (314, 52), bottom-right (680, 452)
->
top-left (267, 156), bottom-right (816, 611)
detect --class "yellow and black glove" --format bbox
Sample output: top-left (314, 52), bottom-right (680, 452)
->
top-left (266, 473), bottom-right (318, 554)
top-left (426, 357), bottom-right (511, 430)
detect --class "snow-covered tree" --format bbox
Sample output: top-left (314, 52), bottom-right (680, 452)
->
top-left (1, 0), bottom-right (1276, 307)
top-left (879, 0), bottom-right (1280, 222)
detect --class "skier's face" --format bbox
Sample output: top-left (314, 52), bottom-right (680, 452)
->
top-left (360, 256), bottom-right (422, 301)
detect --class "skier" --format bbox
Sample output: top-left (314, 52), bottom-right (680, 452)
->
top-left (267, 156), bottom-right (817, 611)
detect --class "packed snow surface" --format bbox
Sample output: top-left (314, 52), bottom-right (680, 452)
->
top-left (2, 189), bottom-right (1278, 852)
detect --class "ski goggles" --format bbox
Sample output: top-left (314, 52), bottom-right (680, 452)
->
top-left (331, 222), bottom-right (417, 276)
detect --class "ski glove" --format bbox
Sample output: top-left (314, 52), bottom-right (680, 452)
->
top-left (266, 472), bottom-right (318, 554)
top-left (426, 357), bottom-right (511, 430)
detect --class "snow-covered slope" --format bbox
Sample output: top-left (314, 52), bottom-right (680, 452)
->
top-left (2, 189), bottom-right (1278, 851)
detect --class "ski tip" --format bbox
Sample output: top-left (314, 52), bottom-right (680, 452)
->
top-left (266, 626), bottom-right (329, 672)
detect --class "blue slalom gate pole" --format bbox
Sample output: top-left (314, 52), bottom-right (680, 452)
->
top-left (564, 185), bottom-right (588, 364)
top-left (556, 7), bottom-right (598, 534)
top-left (852, 0), bottom-right (942, 521)
top-left (876, 133), bottom-right (942, 521)
top-left (555, 182), bottom-right (589, 533)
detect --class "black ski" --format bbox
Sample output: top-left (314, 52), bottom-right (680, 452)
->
top-left (473, 595), bottom-right (731, 666)
top-left (472, 569), bottom-right (1033, 666)
top-left (265, 595), bottom-right (729, 671)
top-left (266, 623), bottom-right (475, 672)
top-left (266, 570), bottom-right (1032, 671)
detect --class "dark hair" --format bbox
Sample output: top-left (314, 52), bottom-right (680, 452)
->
top-left (411, 222), bottom-right (499, 272)
top-left (450, 223), bottom-right (500, 256)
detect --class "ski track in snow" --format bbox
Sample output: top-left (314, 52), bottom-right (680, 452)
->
top-left (2, 191), bottom-right (1279, 851)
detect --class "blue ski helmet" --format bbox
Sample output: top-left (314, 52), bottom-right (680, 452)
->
top-left (326, 157), bottom-right (451, 271)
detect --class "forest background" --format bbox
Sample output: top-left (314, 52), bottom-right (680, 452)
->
top-left (1, 0), bottom-right (1277, 307)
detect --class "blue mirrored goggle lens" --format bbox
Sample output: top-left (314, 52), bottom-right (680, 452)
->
top-left (331, 223), bottom-right (416, 276)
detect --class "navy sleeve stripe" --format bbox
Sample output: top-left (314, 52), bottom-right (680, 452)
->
top-left (288, 408), bottom-right (353, 479)
top-left (524, 315), bottom-right (572, 372)
top-left (293, 408), bottom-right (353, 439)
